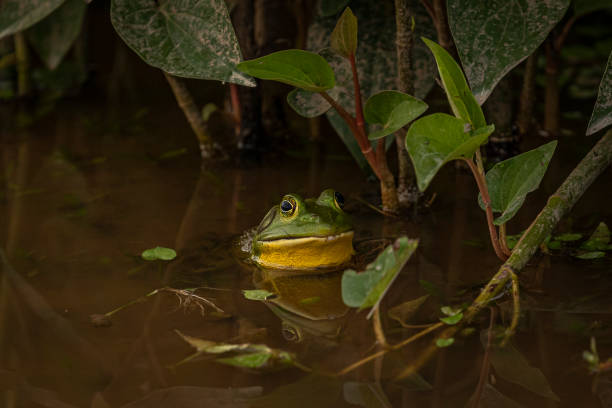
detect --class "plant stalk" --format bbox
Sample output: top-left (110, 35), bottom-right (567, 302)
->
top-left (349, 53), bottom-right (367, 138)
top-left (14, 33), bottom-right (29, 97)
top-left (517, 52), bottom-right (537, 135)
top-left (499, 223), bottom-right (512, 256)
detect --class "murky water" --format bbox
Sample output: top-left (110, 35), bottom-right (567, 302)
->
top-left (1, 98), bottom-right (611, 408)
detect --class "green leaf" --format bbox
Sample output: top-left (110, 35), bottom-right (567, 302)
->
top-left (447, 0), bottom-right (569, 104)
top-left (583, 350), bottom-right (598, 365)
top-left (580, 222), bottom-right (610, 250)
top-left (574, 251), bottom-right (606, 260)
top-left (574, 0), bottom-right (612, 17)
top-left (405, 113), bottom-right (494, 191)
top-left (0, 0), bottom-right (66, 39)
top-left (505, 233), bottom-right (523, 250)
top-left (436, 338), bottom-right (454, 348)
top-left (555, 233), bottom-right (583, 242)
top-left (440, 312), bottom-right (463, 325)
top-left (238, 50), bottom-right (335, 92)
top-left (547, 240), bottom-right (562, 250)
top-left (387, 295), bottom-right (430, 327)
top-left (479, 141), bottom-right (557, 225)
top-left (201, 103), bottom-right (218, 121)
top-left (421, 37), bottom-right (485, 128)
top-left (587, 51), bottom-right (612, 135)
top-left (25, 0), bottom-right (86, 70)
top-left (482, 332), bottom-right (560, 401)
top-left (141, 246), bottom-right (177, 261)
top-left (342, 237), bottom-right (418, 311)
top-left (364, 91), bottom-right (428, 140)
top-left (111, 0), bottom-right (254, 86)
top-left (243, 289), bottom-right (276, 301)
top-left (330, 7), bottom-right (357, 58)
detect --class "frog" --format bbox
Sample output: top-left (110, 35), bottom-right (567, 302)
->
top-left (250, 189), bottom-right (354, 270)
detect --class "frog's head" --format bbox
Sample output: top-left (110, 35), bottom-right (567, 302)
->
top-left (251, 189), bottom-right (354, 269)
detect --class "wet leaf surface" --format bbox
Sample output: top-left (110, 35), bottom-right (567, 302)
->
top-left (479, 141), bottom-right (557, 225)
top-left (342, 237), bottom-right (418, 310)
top-left (111, 0), bottom-right (254, 85)
top-left (0, 0), bottom-right (66, 39)
top-left (447, 0), bottom-right (569, 104)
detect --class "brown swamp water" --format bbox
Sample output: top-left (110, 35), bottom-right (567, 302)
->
top-left (0, 100), bottom-right (611, 408)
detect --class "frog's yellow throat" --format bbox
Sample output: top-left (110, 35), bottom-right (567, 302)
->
top-left (252, 231), bottom-right (354, 270)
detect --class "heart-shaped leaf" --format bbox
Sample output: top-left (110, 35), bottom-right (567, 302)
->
top-left (447, 0), bottom-right (569, 104)
top-left (405, 113), bottom-right (494, 191)
top-left (587, 51), bottom-right (612, 135)
top-left (364, 91), bottom-right (428, 140)
top-left (111, 0), bottom-right (254, 86)
top-left (330, 7), bottom-right (358, 58)
top-left (238, 50), bottom-right (335, 92)
top-left (0, 0), bottom-right (66, 39)
top-left (479, 141), bottom-right (557, 225)
top-left (342, 237), bottom-right (418, 311)
top-left (26, 0), bottom-right (86, 70)
top-left (422, 37), bottom-right (486, 129)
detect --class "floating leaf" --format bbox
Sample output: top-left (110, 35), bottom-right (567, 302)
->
top-left (580, 222), bottom-right (610, 251)
top-left (586, 51), bottom-right (612, 135)
top-left (330, 7), bottom-right (358, 58)
top-left (422, 37), bottom-right (485, 128)
top-left (364, 91), bottom-right (428, 140)
top-left (482, 331), bottom-right (560, 401)
top-left (0, 0), bottom-right (66, 39)
top-left (26, 0), bottom-right (86, 70)
top-left (141, 246), bottom-right (176, 261)
top-left (555, 233), bottom-right (583, 242)
top-left (111, 0), bottom-right (254, 85)
top-left (574, 251), bottom-right (606, 260)
top-left (406, 113), bottom-right (494, 191)
top-left (387, 295), bottom-right (430, 327)
top-left (436, 338), bottom-right (454, 348)
top-left (447, 0), bottom-right (569, 104)
top-left (238, 50), bottom-right (335, 92)
top-left (342, 237), bottom-right (418, 311)
top-left (479, 142), bottom-right (557, 225)
top-left (547, 241), bottom-right (562, 250)
top-left (243, 289), bottom-right (276, 301)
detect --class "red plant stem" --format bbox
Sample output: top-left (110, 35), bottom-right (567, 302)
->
top-left (320, 91), bottom-right (380, 178)
top-left (499, 223), bottom-right (512, 256)
top-left (229, 83), bottom-right (241, 125)
top-left (418, 0), bottom-right (436, 22)
top-left (349, 53), bottom-right (367, 139)
top-left (464, 158), bottom-right (507, 261)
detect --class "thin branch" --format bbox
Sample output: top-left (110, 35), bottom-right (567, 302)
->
top-left (463, 158), bottom-right (507, 261)
top-left (554, 15), bottom-right (577, 51)
top-left (372, 305), bottom-right (389, 348)
top-left (418, 0), bottom-right (436, 22)
top-left (471, 307), bottom-right (496, 408)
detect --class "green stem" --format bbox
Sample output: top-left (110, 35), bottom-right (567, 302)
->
top-left (499, 223), bottom-right (512, 256)
top-left (14, 33), bottom-right (29, 97)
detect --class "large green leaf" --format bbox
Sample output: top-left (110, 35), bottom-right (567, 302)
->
top-left (330, 7), bottom-right (357, 58)
top-left (342, 237), bottom-right (418, 311)
top-left (405, 113), bottom-right (494, 191)
top-left (111, 0), bottom-right (254, 86)
top-left (586, 51), bottom-right (612, 135)
top-left (422, 37), bottom-right (485, 128)
top-left (447, 0), bottom-right (569, 105)
top-left (26, 0), bottom-right (86, 70)
top-left (364, 91), bottom-right (428, 140)
top-left (479, 142), bottom-right (556, 225)
top-left (238, 50), bottom-right (335, 92)
top-left (0, 0), bottom-right (66, 39)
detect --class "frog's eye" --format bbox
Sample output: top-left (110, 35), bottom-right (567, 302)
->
top-left (280, 198), bottom-right (297, 216)
top-left (334, 191), bottom-right (345, 209)
top-left (282, 321), bottom-right (302, 342)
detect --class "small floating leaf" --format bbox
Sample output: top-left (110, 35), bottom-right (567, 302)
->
top-left (388, 295), bottom-right (430, 327)
top-left (243, 289), bottom-right (276, 301)
top-left (440, 312), bottom-right (463, 325)
top-left (554, 233), bottom-right (583, 242)
top-left (342, 237), bottom-right (418, 311)
top-left (330, 7), bottom-right (358, 58)
top-left (580, 222), bottom-right (610, 251)
top-left (364, 91), bottom-right (428, 140)
top-left (547, 241), bottom-right (562, 250)
top-left (436, 338), bottom-right (455, 348)
top-left (574, 251), bottom-right (606, 260)
top-left (141, 246), bottom-right (176, 261)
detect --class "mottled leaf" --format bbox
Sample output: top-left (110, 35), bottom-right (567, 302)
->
top-left (387, 294), bottom-right (429, 327)
top-left (330, 7), bottom-right (357, 58)
top-left (447, 0), bottom-right (569, 104)
top-left (238, 50), bottom-right (334, 92)
top-left (0, 0), bottom-right (66, 39)
top-left (111, 0), bottom-right (254, 85)
top-left (141, 246), bottom-right (176, 261)
top-left (422, 37), bottom-right (486, 128)
top-left (587, 52), bottom-right (612, 135)
top-left (580, 222), bottom-right (610, 250)
top-left (479, 141), bottom-right (557, 225)
top-left (405, 113), bottom-right (494, 191)
top-left (364, 91), bottom-right (428, 140)
top-left (26, 0), bottom-right (86, 70)
top-left (342, 237), bottom-right (418, 311)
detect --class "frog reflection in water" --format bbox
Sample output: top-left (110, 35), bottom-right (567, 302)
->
top-left (251, 189), bottom-right (354, 270)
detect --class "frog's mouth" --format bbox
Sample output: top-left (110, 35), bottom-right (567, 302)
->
top-left (253, 231), bottom-right (354, 270)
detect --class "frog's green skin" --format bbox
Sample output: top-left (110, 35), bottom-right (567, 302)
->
top-left (251, 189), bottom-right (354, 270)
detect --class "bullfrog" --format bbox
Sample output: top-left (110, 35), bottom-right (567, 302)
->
top-left (250, 189), bottom-right (354, 270)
